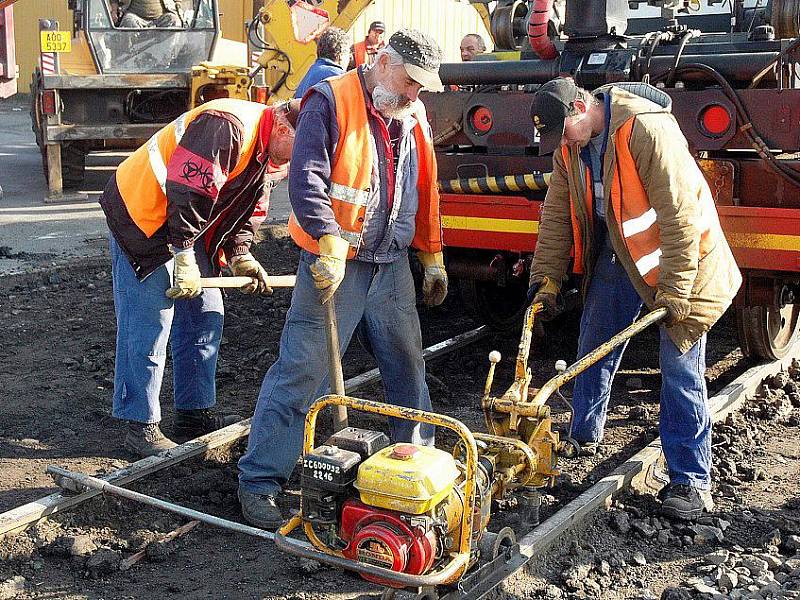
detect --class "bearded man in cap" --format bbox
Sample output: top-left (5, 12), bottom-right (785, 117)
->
top-left (237, 28), bottom-right (448, 529)
top-left (528, 77), bottom-right (741, 520)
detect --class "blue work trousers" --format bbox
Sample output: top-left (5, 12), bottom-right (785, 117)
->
top-left (110, 235), bottom-right (224, 424)
top-left (571, 234), bottom-right (712, 490)
top-left (238, 251), bottom-right (433, 496)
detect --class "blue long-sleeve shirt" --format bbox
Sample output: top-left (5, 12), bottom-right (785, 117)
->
top-left (288, 69), bottom-right (424, 263)
top-left (294, 58), bottom-right (344, 99)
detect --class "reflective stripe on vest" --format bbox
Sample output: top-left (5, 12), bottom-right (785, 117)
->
top-left (288, 70), bottom-right (442, 257)
top-left (116, 99), bottom-right (267, 238)
top-left (609, 117), bottom-right (664, 285)
top-left (147, 113), bottom-right (189, 194)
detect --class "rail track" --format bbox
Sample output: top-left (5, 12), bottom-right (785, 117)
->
top-left (0, 323), bottom-right (795, 600)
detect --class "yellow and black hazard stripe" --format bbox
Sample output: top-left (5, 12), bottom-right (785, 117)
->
top-left (438, 173), bottom-right (551, 194)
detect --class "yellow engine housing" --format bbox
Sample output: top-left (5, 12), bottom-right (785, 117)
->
top-left (354, 444), bottom-right (460, 515)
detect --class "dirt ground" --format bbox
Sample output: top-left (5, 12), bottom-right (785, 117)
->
top-left (0, 225), bottom-right (796, 600)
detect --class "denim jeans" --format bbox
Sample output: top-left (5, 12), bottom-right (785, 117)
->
top-left (570, 232), bottom-right (712, 490)
top-left (238, 251), bottom-right (434, 495)
top-left (110, 235), bottom-right (224, 424)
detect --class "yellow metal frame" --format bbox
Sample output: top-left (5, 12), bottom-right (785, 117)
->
top-left (275, 394), bottom-right (479, 587)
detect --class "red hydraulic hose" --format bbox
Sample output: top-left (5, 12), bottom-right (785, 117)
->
top-left (527, 0), bottom-right (558, 60)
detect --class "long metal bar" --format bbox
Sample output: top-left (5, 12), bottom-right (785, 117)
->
top-left (324, 297), bottom-right (348, 431)
top-left (46, 466), bottom-right (274, 540)
top-left (530, 308), bottom-right (668, 407)
top-left (436, 52), bottom-right (779, 86)
top-left (201, 275), bottom-right (296, 289)
top-left (0, 324), bottom-right (489, 538)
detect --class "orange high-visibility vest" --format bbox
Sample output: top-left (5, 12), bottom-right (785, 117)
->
top-left (115, 99), bottom-right (269, 239)
top-left (288, 70), bottom-right (442, 258)
top-left (564, 116), bottom-right (716, 286)
top-left (353, 40), bottom-right (367, 67)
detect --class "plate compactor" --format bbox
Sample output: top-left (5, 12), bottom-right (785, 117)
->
top-left (274, 302), bottom-right (566, 590)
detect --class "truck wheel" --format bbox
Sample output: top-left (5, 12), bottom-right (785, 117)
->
top-left (736, 303), bottom-right (800, 360)
top-left (459, 279), bottom-right (527, 332)
top-left (29, 69), bottom-right (87, 189)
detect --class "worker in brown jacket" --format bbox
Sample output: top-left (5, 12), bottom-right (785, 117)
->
top-left (528, 78), bottom-right (741, 521)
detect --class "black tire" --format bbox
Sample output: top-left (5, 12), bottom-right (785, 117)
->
top-left (458, 278), bottom-right (528, 333)
top-left (736, 304), bottom-right (800, 361)
top-left (29, 69), bottom-right (87, 190)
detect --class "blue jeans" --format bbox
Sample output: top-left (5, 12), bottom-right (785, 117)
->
top-left (110, 235), bottom-right (224, 424)
top-left (571, 234), bottom-right (711, 490)
top-left (238, 251), bottom-right (433, 495)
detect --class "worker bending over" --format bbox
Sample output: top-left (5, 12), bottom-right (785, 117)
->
top-left (528, 78), bottom-right (741, 520)
top-left (100, 98), bottom-right (300, 457)
top-left (238, 29), bottom-right (448, 530)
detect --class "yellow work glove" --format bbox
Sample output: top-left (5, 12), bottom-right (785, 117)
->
top-left (527, 276), bottom-right (561, 320)
top-left (166, 248), bottom-right (202, 300)
top-left (653, 290), bottom-right (692, 327)
top-left (310, 234), bottom-right (350, 304)
top-left (231, 253), bottom-right (272, 295)
top-left (418, 251), bottom-right (448, 307)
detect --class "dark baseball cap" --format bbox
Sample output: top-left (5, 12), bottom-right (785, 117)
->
top-left (531, 78), bottom-right (579, 154)
top-left (369, 21), bottom-right (386, 32)
top-left (388, 28), bottom-right (444, 92)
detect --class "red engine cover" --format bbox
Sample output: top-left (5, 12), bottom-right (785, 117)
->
top-left (339, 499), bottom-right (438, 585)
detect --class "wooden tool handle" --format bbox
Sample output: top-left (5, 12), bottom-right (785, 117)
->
top-left (200, 275), bottom-right (297, 288)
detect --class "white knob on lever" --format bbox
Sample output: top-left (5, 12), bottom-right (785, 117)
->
top-left (489, 351), bottom-right (502, 364)
top-left (555, 359), bottom-right (567, 374)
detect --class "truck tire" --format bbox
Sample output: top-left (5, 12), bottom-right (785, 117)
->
top-left (736, 303), bottom-right (800, 361)
top-left (30, 69), bottom-right (87, 190)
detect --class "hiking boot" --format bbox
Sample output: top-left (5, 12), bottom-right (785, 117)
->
top-left (578, 441), bottom-right (600, 457)
top-left (172, 408), bottom-right (242, 442)
top-left (659, 483), bottom-right (714, 521)
top-left (124, 422), bottom-right (177, 457)
top-left (238, 488), bottom-right (283, 530)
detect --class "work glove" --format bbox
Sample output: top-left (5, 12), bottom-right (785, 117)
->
top-left (166, 248), bottom-right (202, 300)
top-left (653, 290), bottom-right (692, 327)
top-left (527, 276), bottom-right (560, 320)
top-left (418, 251), bottom-right (448, 307)
top-left (310, 234), bottom-right (350, 304)
top-left (230, 253), bottom-right (272, 295)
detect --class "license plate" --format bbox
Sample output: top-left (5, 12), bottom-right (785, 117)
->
top-left (40, 31), bottom-right (71, 53)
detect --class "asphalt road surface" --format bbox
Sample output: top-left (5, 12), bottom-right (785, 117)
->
top-left (0, 95), bottom-right (291, 276)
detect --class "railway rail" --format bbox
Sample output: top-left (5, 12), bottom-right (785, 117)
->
top-left (0, 326), bottom-right (796, 599)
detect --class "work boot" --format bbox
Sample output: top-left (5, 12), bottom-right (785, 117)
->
top-left (172, 408), bottom-right (242, 442)
top-left (659, 483), bottom-right (714, 521)
top-left (238, 488), bottom-right (283, 530)
top-left (124, 422), bottom-right (177, 458)
top-left (578, 441), bottom-right (600, 457)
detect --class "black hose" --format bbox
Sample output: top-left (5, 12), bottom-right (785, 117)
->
top-left (659, 62), bottom-right (800, 188)
top-left (246, 18), bottom-right (292, 94)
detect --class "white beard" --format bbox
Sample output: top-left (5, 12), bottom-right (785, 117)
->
top-left (372, 84), bottom-right (415, 120)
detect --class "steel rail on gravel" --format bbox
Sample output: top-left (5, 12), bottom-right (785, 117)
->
top-left (0, 325), bottom-right (490, 537)
top-left (441, 342), bottom-right (800, 600)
